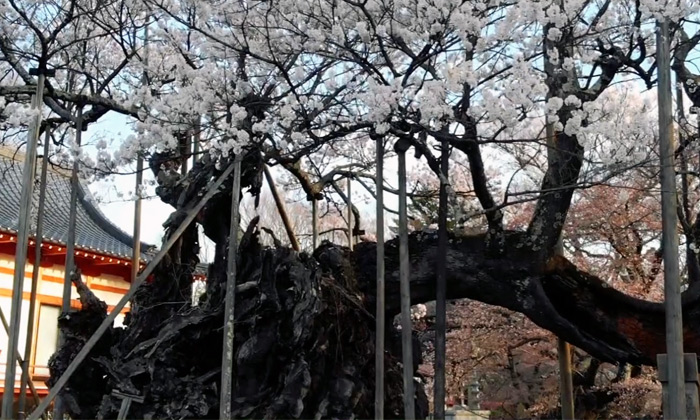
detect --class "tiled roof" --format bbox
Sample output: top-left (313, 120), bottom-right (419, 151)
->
top-left (0, 149), bottom-right (154, 261)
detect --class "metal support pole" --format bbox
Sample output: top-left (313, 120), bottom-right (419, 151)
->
top-left (396, 139), bottom-right (415, 420)
top-left (312, 199), bottom-right (319, 250)
top-left (657, 17), bottom-right (686, 418)
top-left (3, 72), bottom-right (46, 420)
top-left (374, 134), bottom-right (385, 420)
top-left (18, 126), bottom-right (51, 419)
top-left (263, 165), bottom-right (300, 251)
top-left (347, 178), bottom-right (353, 250)
top-left (434, 139), bottom-right (449, 420)
top-left (132, 156), bottom-right (144, 282)
top-left (27, 162), bottom-right (239, 420)
top-left (220, 155), bottom-right (243, 420)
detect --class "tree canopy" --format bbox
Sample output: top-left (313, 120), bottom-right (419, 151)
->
top-left (4, 0), bottom-right (700, 417)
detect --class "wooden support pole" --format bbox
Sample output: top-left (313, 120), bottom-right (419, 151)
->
top-left (3, 72), bottom-right (46, 420)
top-left (18, 126), bottom-right (52, 419)
top-left (27, 161), bottom-right (239, 420)
top-left (657, 17), bottom-right (686, 418)
top-left (312, 199), bottom-right (319, 250)
top-left (111, 390), bottom-right (144, 420)
top-left (467, 379), bottom-right (481, 409)
top-left (557, 338), bottom-right (574, 419)
top-left (677, 75), bottom-right (699, 286)
top-left (396, 139), bottom-right (415, 420)
top-left (220, 155), bottom-right (243, 420)
top-left (263, 165), bottom-right (300, 251)
top-left (55, 107), bottom-right (83, 420)
top-left (543, 13), bottom-right (575, 413)
top-left (0, 307), bottom-right (45, 419)
top-left (347, 177), bottom-right (353, 250)
top-left (131, 156), bottom-right (144, 282)
top-left (550, 145), bottom-right (574, 420)
top-left (132, 13), bottom-right (147, 283)
top-left (434, 139), bottom-right (449, 420)
top-left (658, 354), bottom-right (700, 419)
top-left (374, 133), bottom-right (385, 420)
top-left (192, 125), bottom-right (201, 164)
top-left (61, 107), bottom-right (83, 316)
top-left (181, 133), bottom-right (190, 176)
top-left (117, 397), bottom-right (133, 420)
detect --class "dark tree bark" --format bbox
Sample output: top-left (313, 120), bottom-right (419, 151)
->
top-left (48, 151), bottom-right (698, 419)
top-left (354, 230), bottom-right (695, 366)
top-left (50, 223), bottom-right (431, 419)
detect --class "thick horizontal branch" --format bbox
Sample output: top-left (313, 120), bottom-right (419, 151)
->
top-left (0, 85), bottom-right (139, 120)
top-left (348, 231), bottom-right (698, 366)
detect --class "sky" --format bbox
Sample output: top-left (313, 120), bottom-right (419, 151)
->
top-left (82, 112), bottom-right (172, 246)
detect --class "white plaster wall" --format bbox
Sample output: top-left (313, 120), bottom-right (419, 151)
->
top-left (0, 253), bottom-right (131, 383)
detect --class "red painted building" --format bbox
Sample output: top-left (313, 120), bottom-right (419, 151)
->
top-left (0, 148), bottom-right (154, 397)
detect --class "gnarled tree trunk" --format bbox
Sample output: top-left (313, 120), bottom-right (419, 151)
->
top-left (47, 152), bottom-right (694, 419)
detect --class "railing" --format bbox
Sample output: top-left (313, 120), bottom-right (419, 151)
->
top-left (0, 363), bottom-right (50, 394)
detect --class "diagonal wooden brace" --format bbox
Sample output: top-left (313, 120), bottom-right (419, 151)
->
top-left (112, 390), bottom-right (145, 420)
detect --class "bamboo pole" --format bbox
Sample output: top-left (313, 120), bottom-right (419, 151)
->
top-left (396, 139), bottom-right (415, 420)
top-left (27, 161), bottom-right (239, 420)
top-left (263, 165), bottom-right (300, 251)
top-left (2, 72), bottom-right (46, 420)
top-left (434, 139), bottom-right (449, 420)
top-left (657, 17), bottom-right (686, 418)
top-left (220, 155), bottom-right (243, 419)
top-left (374, 133), bottom-right (385, 420)
top-left (18, 126), bottom-right (52, 419)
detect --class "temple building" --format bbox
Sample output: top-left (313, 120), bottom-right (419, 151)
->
top-left (0, 147), bottom-right (153, 398)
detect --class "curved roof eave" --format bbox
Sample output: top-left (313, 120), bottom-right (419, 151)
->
top-left (0, 149), bottom-right (156, 263)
